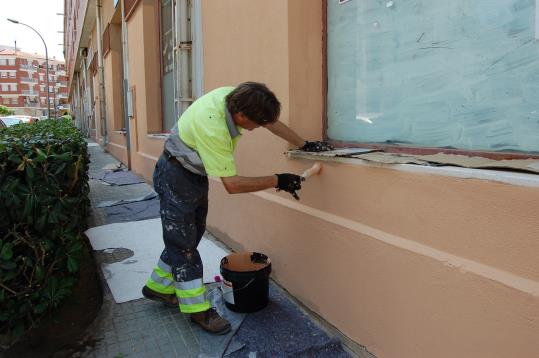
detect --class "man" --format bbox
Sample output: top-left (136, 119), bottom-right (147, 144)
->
top-left (142, 82), bottom-right (332, 334)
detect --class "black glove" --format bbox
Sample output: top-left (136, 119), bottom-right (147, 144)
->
top-left (300, 141), bottom-right (334, 152)
top-left (275, 173), bottom-right (303, 200)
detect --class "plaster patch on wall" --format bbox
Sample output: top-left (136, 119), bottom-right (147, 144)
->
top-left (239, 186), bottom-right (539, 297)
top-left (288, 152), bottom-right (539, 188)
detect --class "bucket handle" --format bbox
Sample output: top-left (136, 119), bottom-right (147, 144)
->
top-left (220, 278), bottom-right (255, 294)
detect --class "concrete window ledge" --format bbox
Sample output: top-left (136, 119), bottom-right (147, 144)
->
top-left (146, 133), bottom-right (168, 140)
top-left (288, 151), bottom-right (539, 189)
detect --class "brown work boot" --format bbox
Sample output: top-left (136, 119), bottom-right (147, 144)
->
top-left (190, 308), bottom-right (231, 335)
top-left (142, 285), bottom-right (178, 308)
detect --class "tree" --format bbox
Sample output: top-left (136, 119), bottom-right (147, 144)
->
top-left (0, 105), bottom-right (14, 116)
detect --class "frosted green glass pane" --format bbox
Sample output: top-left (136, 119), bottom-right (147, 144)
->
top-left (327, 0), bottom-right (539, 153)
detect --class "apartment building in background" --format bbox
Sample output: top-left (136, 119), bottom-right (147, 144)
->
top-left (64, 1), bottom-right (539, 357)
top-left (0, 47), bottom-right (69, 117)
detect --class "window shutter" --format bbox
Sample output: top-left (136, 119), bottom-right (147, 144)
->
top-left (103, 23), bottom-right (111, 57)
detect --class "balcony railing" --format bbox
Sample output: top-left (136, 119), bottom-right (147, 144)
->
top-left (20, 64), bottom-right (38, 71)
top-left (20, 77), bottom-right (39, 83)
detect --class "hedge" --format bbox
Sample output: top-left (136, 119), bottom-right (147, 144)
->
top-left (0, 119), bottom-right (90, 346)
top-left (0, 106), bottom-right (14, 116)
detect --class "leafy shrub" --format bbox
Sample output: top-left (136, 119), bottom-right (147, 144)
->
top-left (0, 119), bottom-right (90, 346)
top-left (0, 106), bottom-right (14, 116)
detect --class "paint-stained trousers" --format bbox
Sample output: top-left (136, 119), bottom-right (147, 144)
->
top-left (145, 152), bottom-right (211, 313)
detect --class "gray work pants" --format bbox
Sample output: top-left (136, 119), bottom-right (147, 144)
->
top-left (153, 152), bottom-right (209, 284)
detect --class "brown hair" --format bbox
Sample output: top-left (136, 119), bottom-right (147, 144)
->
top-left (225, 82), bottom-right (281, 125)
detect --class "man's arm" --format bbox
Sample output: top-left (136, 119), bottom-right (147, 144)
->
top-left (264, 121), bottom-right (305, 147)
top-left (221, 174), bottom-right (303, 200)
top-left (221, 175), bottom-right (278, 194)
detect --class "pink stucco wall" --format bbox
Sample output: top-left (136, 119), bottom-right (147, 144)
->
top-left (201, 1), bottom-right (539, 357)
top-left (70, 1), bottom-right (539, 356)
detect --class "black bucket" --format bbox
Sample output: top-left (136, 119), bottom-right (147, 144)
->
top-left (220, 252), bottom-right (272, 313)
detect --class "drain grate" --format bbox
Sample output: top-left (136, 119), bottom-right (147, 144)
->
top-left (98, 248), bottom-right (135, 264)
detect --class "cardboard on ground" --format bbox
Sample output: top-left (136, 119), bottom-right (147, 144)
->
top-left (86, 218), bottom-right (230, 303)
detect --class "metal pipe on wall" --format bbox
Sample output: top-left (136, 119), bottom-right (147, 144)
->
top-left (121, 0), bottom-right (132, 170)
top-left (81, 55), bottom-right (92, 139)
top-left (95, 0), bottom-right (109, 147)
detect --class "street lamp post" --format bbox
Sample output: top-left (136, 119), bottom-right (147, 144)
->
top-left (7, 18), bottom-right (51, 118)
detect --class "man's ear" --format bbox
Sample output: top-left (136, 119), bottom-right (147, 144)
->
top-left (233, 111), bottom-right (247, 125)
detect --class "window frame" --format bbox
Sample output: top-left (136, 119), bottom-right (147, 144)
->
top-left (156, 0), bottom-right (194, 133)
top-left (157, 0), bottom-right (173, 132)
top-left (321, 0), bottom-right (539, 160)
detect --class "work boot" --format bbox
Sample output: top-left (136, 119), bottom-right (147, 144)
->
top-left (142, 285), bottom-right (178, 308)
top-left (190, 308), bottom-right (231, 335)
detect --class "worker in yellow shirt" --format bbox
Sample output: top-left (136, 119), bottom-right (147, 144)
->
top-left (142, 82), bottom-right (332, 334)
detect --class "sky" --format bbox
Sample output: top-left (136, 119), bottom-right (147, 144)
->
top-left (0, 0), bottom-right (65, 61)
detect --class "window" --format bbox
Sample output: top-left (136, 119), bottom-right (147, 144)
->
top-left (49, 86), bottom-right (53, 92)
top-left (0, 72), bottom-right (7, 78)
top-left (173, 0), bottom-right (194, 124)
top-left (0, 59), bottom-right (6, 65)
top-left (10, 84), bottom-right (17, 91)
top-left (106, 23), bottom-right (125, 130)
top-left (160, 0), bottom-right (175, 130)
top-left (160, 0), bottom-right (194, 131)
top-left (40, 74), bottom-right (44, 81)
top-left (326, 0), bottom-right (539, 153)
top-left (9, 71), bottom-right (16, 78)
top-left (8, 59), bottom-right (15, 66)
top-left (40, 85), bottom-right (45, 92)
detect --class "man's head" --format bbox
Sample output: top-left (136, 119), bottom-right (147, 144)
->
top-left (226, 82), bottom-right (281, 130)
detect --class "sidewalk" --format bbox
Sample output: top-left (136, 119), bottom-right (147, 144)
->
top-left (79, 141), bottom-right (367, 358)
top-left (82, 143), bottom-right (202, 357)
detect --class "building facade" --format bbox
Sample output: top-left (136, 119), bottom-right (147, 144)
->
top-left (65, 1), bottom-right (539, 357)
top-left (0, 48), bottom-right (69, 117)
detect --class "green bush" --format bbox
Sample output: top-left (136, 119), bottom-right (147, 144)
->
top-left (0, 119), bottom-right (90, 345)
top-left (0, 106), bottom-right (14, 116)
